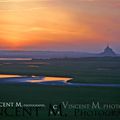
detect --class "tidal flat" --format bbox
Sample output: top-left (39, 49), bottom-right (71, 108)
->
top-left (0, 57), bottom-right (120, 120)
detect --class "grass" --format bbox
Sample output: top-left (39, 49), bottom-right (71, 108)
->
top-left (0, 84), bottom-right (120, 120)
top-left (0, 57), bottom-right (120, 120)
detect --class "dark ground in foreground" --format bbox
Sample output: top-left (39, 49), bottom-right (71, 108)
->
top-left (0, 57), bottom-right (120, 120)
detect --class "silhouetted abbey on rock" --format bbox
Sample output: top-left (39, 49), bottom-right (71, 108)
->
top-left (99, 45), bottom-right (117, 57)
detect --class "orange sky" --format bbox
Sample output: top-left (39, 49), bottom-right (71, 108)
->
top-left (0, 0), bottom-right (120, 52)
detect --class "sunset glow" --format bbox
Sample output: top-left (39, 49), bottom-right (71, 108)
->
top-left (0, 0), bottom-right (120, 51)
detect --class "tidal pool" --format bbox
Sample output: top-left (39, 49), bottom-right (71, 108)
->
top-left (0, 74), bottom-right (22, 78)
top-left (27, 76), bottom-right (72, 83)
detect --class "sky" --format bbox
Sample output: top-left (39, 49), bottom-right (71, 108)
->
top-left (0, 0), bottom-right (120, 52)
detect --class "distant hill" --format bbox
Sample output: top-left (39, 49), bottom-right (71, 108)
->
top-left (0, 46), bottom-right (119, 59)
top-left (98, 45), bottom-right (117, 57)
top-left (0, 51), bottom-right (96, 59)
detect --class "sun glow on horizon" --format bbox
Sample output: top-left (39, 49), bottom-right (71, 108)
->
top-left (0, 0), bottom-right (120, 51)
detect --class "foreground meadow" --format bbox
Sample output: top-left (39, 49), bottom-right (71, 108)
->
top-left (0, 57), bottom-right (120, 120)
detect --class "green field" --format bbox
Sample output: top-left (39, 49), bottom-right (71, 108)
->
top-left (0, 57), bottom-right (120, 120)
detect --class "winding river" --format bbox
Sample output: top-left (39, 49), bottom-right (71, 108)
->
top-left (0, 74), bottom-right (120, 87)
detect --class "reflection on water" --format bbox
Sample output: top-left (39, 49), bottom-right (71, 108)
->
top-left (0, 74), bottom-right (22, 78)
top-left (24, 62), bottom-right (49, 65)
top-left (27, 77), bottom-right (72, 83)
top-left (0, 58), bottom-right (32, 60)
top-left (0, 74), bottom-right (72, 83)
top-left (0, 74), bottom-right (120, 87)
